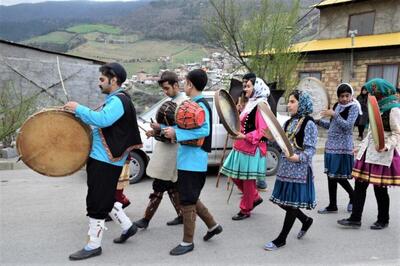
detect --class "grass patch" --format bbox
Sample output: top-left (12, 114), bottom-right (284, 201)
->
top-left (24, 31), bottom-right (75, 44)
top-left (66, 24), bottom-right (121, 34)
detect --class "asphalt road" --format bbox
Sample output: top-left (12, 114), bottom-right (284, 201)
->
top-left (1, 155), bottom-right (399, 265)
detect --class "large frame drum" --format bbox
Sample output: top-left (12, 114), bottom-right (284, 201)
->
top-left (16, 108), bottom-right (92, 177)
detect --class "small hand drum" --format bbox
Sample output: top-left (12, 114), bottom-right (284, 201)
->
top-left (367, 95), bottom-right (385, 150)
top-left (258, 102), bottom-right (294, 157)
top-left (297, 77), bottom-right (330, 120)
top-left (16, 108), bottom-right (92, 177)
top-left (215, 89), bottom-right (240, 136)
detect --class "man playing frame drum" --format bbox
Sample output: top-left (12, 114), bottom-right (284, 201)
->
top-left (134, 71), bottom-right (187, 229)
top-left (64, 63), bottom-right (142, 260)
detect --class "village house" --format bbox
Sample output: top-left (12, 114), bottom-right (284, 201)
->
top-left (294, 0), bottom-right (400, 98)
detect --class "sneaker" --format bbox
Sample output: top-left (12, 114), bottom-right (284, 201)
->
top-left (337, 218), bottom-right (361, 228)
top-left (232, 212), bottom-right (250, 221)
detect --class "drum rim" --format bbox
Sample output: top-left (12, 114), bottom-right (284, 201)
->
top-left (297, 77), bottom-right (331, 120)
top-left (367, 95), bottom-right (385, 150)
top-left (215, 89), bottom-right (240, 137)
top-left (16, 108), bottom-right (92, 177)
top-left (257, 101), bottom-right (294, 157)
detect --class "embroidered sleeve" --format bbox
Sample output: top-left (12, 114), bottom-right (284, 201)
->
top-left (299, 121), bottom-right (318, 164)
top-left (334, 105), bottom-right (358, 130)
top-left (75, 96), bottom-right (124, 128)
top-left (245, 110), bottom-right (268, 144)
top-left (385, 108), bottom-right (400, 150)
top-left (175, 102), bottom-right (210, 142)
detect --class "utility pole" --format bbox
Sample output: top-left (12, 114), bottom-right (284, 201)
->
top-left (349, 30), bottom-right (358, 80)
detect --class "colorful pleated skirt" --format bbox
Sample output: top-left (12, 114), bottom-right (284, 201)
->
top-left (220, 148), bottom-right (266, 180)
top-left (352, 150), bottom-right (400, 186)
top-left (270, 167), bottom-right (316, 209)
top-left (324, 153), bottom-right (354, 179)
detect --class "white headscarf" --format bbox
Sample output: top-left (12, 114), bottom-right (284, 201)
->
top-left (241, 78), bottom-right (270, 115)
top-left (337, 83), bottom-right (363, 115)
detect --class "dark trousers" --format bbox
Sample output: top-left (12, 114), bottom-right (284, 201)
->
top-left (358, 125), bottom-right (365, 137)
top-left (152, 178), bottom-right (178, 193)
top-left (86, 158), bottom-right (122, 219)
top-left (350, 180), bottom-right (390, 223)
top-left (327, 177), bottom-right (354, 208)
top-left (274, 205), bottom-right (310, 245)
top-left (178, 170), bottom-right (206, 205)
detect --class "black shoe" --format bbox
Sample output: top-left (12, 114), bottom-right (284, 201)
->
top-left (337, 218), bottom-right (361, 228)
top-left (297, 217), bottom-right (313, 239)
top-left (166, 216), bottom-right (183, 226)
top-left (317, 207), bottom-right (338, 214)
top-left (203, 225), bottom-right (223, 241)
top-left (169, 243), bottom-right (194, 256)
top-left (69, 247), bottom-right (102, 260)
top-left (134, 218), bottom-right (150, 229)
top-left (251, 198), bottom-right (263, 210)
top-left (113, 224), bottom-right (138, 244)
top-left (232, 212), bottom-right (250, 221)
top-left (370, 221), bottom-right (388, 230)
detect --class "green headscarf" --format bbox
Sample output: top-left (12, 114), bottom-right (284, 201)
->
top-left (364, 78), bottom-right (400, 113)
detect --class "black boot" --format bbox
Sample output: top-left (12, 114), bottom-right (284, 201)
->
top-left (113, 224), bottom-right (138, 244)
top-left (166, 216), bottom-right (183, 226)
top-left (69, 247), bottom-right (102, 260)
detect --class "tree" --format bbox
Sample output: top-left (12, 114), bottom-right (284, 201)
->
top-left (206, 0), bottom-right (302, 91)
top-left (0, 82), bottom-right (38, 147)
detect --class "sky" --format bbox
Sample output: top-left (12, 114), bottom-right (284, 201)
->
top-left (0, 0), bottom-right (140, 6)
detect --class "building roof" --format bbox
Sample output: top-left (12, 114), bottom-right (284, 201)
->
top-left (0, 39), bottom-right (105, 65)
top-left (292, 32), bottom-right (400, 53)
top-left (313, 0), bottom-right (355, 8)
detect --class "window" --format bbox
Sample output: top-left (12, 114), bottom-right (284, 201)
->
top-left (367, 64), bottom-right (399, 87)
top-left (348, 11), bottom-right (375, 36)
top-left (299, 71), bottom-right (321, 80)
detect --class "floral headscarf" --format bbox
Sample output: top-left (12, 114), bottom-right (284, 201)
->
top-left (364, 78), bottom-right (400, 113)
top-left (297, 90), bottom-right (313, 117)
top-left (242, 78), bottom-right (270, 115)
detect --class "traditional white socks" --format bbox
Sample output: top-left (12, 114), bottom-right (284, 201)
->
top-left (85, 218), bottom-right (105, 250)
top-left (109, 201), bottom-right (133, 232)
top-left (180, 241), bottom-right (193, 246)
top-left (208, 224), bottom-right (219, 232)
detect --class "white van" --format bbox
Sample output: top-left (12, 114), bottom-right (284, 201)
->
top-left (128, 91), bottom-right (289, 183)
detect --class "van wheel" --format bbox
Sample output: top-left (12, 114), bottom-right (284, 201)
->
top-left (129, 151), bottom-right (145, 184)
top-left (266, 147), bottom-right (280, 176)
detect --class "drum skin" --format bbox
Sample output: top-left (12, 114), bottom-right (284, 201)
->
top-left (215, 89), bottom-right (240, 136)
top-left (16, 108), bottom-right (92, 177)
top-left (258, 102), bottom-right (294, 157)
top-left (156, 101), bottom-right (177, 126)
top-left (297, 77), bottom-right (330, 120)
top-left (367, 95), bottom-right (385, 150)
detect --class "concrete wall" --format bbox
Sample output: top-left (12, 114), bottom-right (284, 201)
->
top-left (318, 0), bottom-right (400, 39)
top-left (0, 42), bottom-right (104, 109)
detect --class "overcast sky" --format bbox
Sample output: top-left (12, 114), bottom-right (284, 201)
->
top-left (1, 0), bottom-right (139, 6)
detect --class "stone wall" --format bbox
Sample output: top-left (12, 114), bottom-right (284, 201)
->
top-left (0, 42), bottom-right (104, 109)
